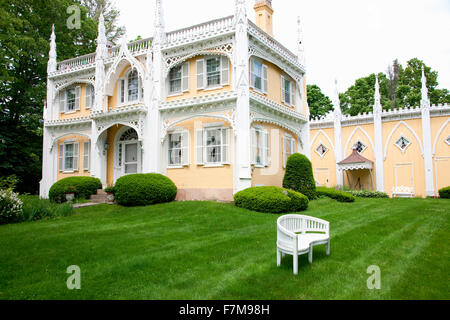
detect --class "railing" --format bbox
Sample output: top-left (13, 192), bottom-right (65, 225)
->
top-left (248, 20), bottom-right (299, 66)
top-left (57, 53), bottom-right (96, 72)
top-left (165, 15), bottom-right (234, 46)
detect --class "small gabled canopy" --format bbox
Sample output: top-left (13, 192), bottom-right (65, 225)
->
top-left (338, 148), bottom-right (373, 171)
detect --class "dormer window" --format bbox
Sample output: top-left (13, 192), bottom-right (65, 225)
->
top-left (119, 69), bottom-right (142, 104)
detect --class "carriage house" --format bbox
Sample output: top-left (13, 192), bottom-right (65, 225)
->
top-left (40, 0), bottom-right (310, 201)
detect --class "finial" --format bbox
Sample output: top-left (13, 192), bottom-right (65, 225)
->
top-left (96, 9), bottom-right (108, 60)
top-left (154, 0), bottom-right (166, 45)
top-left (47, 24), bottom-right (57, 73)
top-left (333, 79), bottom-right (342, 116)
top-left (297, 16), bottom-right (305, 66)
top-left (374, 74), bottom-right (382, 112)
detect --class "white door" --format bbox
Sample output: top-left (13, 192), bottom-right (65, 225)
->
top-left (123, 142), bottom-right (138, 175)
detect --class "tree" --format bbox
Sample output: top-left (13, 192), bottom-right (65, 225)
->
top-left (283, 153), bottom-right (316, 200)
top-left (307, 84), bottom-right (334, 119)
top-left (386, 59), bottom-right (402, 108)
top-left (0, 0), bottom-right (98, 194)
top-left (82, 0), bottom-right (126, 44)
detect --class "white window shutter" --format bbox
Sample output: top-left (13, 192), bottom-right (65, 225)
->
top-left (290, 82), bottom-right (295, 106)
top-left (195, 129), bottom-right (204, 165)
top-left (75, 86), bottom-right (81, 110)
top-left (83, 141), bottom-right (90, 171)
top-left (222, 128), bottom-right (230, 164)
top-left (250, 60), bottom-right (255, 89)
top-left (182, 62), bottom-right (190, 92)
top-left (281, 76), bottom-right (286, 104)
top-left (251, 128), bottom-right (257, 165)
top-left (220, 56), bottom-right (229, 86)
top-left (73, 142), bottom-right (79, 171)
top-left (120, 79), bottom-right (125, 103)
top-left (283, 135), bottom-right (287, 168)
top-left (59, 144), bottom-right (64, 172)
top-left (291, 137), bottom-right (296, 154)
top-left (85, 85), bottom-right (91, 109)
top-left (60, 91), bottom-right (66, 113)
top-left (262, 65), bottom-right (268, 94)
top-left (196, 59), bottom-right (205, 89)
top-left (264, 130), bottom-right (270, 166)
top-left (182, 130), bottom-right (190, 166)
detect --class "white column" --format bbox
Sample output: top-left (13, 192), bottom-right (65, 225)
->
top-left (93, 12), bottom-right (107, 112)
top-left (421, 67), bottom-right (435, 197)
top-left (373, 75), bottom-right (385, 192)
top-left (233, 0), bottom-right (252, 192)
top-left (333, 80), bottom-right (343, 187)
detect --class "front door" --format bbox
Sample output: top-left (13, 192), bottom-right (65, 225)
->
top-left (123, 142), bottom-right (138, 175)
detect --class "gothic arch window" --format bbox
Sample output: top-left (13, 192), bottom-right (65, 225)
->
top-left (119, 69), bottom-right (142, 104)
top-left (353, 140), bottom-right (366, 154)
top-left (395, 135), bottom-right (411, 153)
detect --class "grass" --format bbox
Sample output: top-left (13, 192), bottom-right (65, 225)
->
top-left (0, 198), bottom-right (448, 300)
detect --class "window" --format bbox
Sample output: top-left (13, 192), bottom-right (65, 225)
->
top-left (281, 76), bottom-right (295, 106)
top-left (169, 66), bottom-right (182, 94)
top-left (59, 86), bottom-right (81, 113)
top-left (168, 131), bottom-right (189, 167)
top-left (315, 143), bottom-right (328, 158)
top-left (195, 127), bottom-right (230, 165)
top-left (283, 134), bottom-right (296, 168)
top-left (85, 84), bottom-right (94, 109)
top-left (197, 56), bottom-right (229, 90)
top-left (119, 70), bottom-right (142, 104)
top-left (251, 127), bottom-right (270, 166)
top-left (83, 141), bottom-right (90, 171)
top-left (251, 60), bottom-right (268, 93)
top-left (353, 140), bottom-right (366, 154)
top-left (395, 135), bottom-right (411, 152)
top-left (59, 142), bottom-right (79, 172)
top-left (66, 88), bottom-right (76, 111)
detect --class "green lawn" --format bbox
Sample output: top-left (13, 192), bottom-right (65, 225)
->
top-left (0, 198), bottom-right (448, 300)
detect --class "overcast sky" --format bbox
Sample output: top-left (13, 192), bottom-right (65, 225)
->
top-left (115, 0), bottom-right (450, 99)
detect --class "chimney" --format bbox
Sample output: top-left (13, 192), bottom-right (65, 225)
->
top-left (254, 0), bottom-right (274, 36)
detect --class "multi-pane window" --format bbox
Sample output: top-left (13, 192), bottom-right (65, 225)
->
top-left (169, 66), bottom-right (182, 94)
top-left (281, 76), bottom-right (295, 106)
top-left (195, 127), bottom-right (230, 165)
top-left (315, 143), bottom-right (328, 158)
top-left (168, 131), bottom-right (189, 166)
top-left (283, 134), bottom-right (296, 167)
top-left (119, 70), bottom-right (142, 104)
top-left (353, 140), bottom-right (366, 154)
top-left (85, 84), bottom-right (95, 109)
top-left (206, 57), bottom-right (221, 87)
top-left (59, 142), bottom-right (79, 172)
top-left (395, 136), bottom-right (411, 152)
top-left (59, 86), bottom-right (80, 113)
top-left (251, 127), bottom-right (270, 166)
top-left (251, 60), bottom-right (268, 93)
top-left (66, 88), bottom-right (76, 111)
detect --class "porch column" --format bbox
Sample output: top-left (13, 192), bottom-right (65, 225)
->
top-left (373, 76), bottom-right (385, 192)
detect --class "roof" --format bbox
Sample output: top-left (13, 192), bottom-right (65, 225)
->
top-left (337, 149), bottom-right (373, 171)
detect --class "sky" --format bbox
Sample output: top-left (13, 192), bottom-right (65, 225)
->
top-left (115, 0), bottom-right (450, 98)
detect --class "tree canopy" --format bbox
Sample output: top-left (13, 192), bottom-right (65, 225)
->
top-left (307, 84), bottom-right (334, 119)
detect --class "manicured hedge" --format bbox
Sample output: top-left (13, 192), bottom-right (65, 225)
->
top-left (283, 153), bottom-right (316, 200)
top-left (234, 186), bottom-right (309, 214)
top-left (439, 186), bottom-right (450, 199)
top-left (49, 177), bottom-right (102, 203)
top-left (316, 187), bottom-right (355, 203)
top-left (348, 190), bottom-right (389, 198)
top-left (114, 173), bottom-right (177, 207)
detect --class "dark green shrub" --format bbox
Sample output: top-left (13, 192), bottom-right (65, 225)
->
top-left (114, 173), bottom-right (177, 207)
top-left (348, 190), bottom-right (389, 198)
top-left (49, 177), bottom-right (102, 203)
top-left (283, 153), bottom-right (316, 200)
top-left (439, 186), bottom-right (450, 199)
top-left (316, 187), bottom-right (355, 203)
top-left (234, 186), bottom-right (309, 213)
top-left (104, 186), bottom-right (115, 194)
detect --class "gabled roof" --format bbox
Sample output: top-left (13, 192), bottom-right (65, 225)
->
top-left (338, 149), bottom-right (373, 165)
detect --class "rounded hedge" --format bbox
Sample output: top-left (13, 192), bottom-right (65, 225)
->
top-left (283, 153), bottom-right (317, 200)
top-left (439, 186), bottom-right (450, 199)
top-left (49, 177), bottom-right (102, 203)
top-left (234, 186), bottom-right (309, 214)
top-left (316, 187), bottom-right (355, 203)
top-left (114, 173), bottom-right (177, 207)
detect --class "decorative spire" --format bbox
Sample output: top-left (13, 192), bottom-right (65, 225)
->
top-left (333, 79), bottom-right (342, 117)
top-left (421, 65), bottom-right (430, 109)
top-left (154, 0), bottom-right (166, 45)
top-left (96, 10), bottom-right (108, 60)
top-left (235, 0), bottom-right (248, 27)
top-left (297, 16), bottom-right (305, 66)
top-left (47, 25), bottom-right (57, 74)
top-left (374, 74), bottom-right (382, 113)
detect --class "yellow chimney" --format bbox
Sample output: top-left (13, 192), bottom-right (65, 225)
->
top-left (254, 0), bottom-right (274, 36)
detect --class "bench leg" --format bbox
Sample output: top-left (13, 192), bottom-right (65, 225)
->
top-left (308, 247), bottom-right (313, 264)
top-left (326, 240), bottom-right (330, 256)
top-left (293, 254), bottom-right (298, 275)
top-left (277, 249), bottom-right (281, 267)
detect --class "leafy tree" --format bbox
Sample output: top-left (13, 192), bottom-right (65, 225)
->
top-left (82, 0), bottom-right (125, 44)
top-left (386, 59), bottom-right (403, 108)
top-left (0, 0), bottom-right (99, 194)
top-left (307, 84), bottom-right (334, 119)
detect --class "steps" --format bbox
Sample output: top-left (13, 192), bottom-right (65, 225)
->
top-left (90, 189), bottom-right (113, 204)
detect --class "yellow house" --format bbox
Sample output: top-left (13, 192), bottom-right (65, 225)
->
top-left (40, 0), bottom-right (310, 201)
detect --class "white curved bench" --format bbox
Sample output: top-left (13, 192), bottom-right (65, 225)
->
top-left (277, 214), bottom-right (330, 275)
